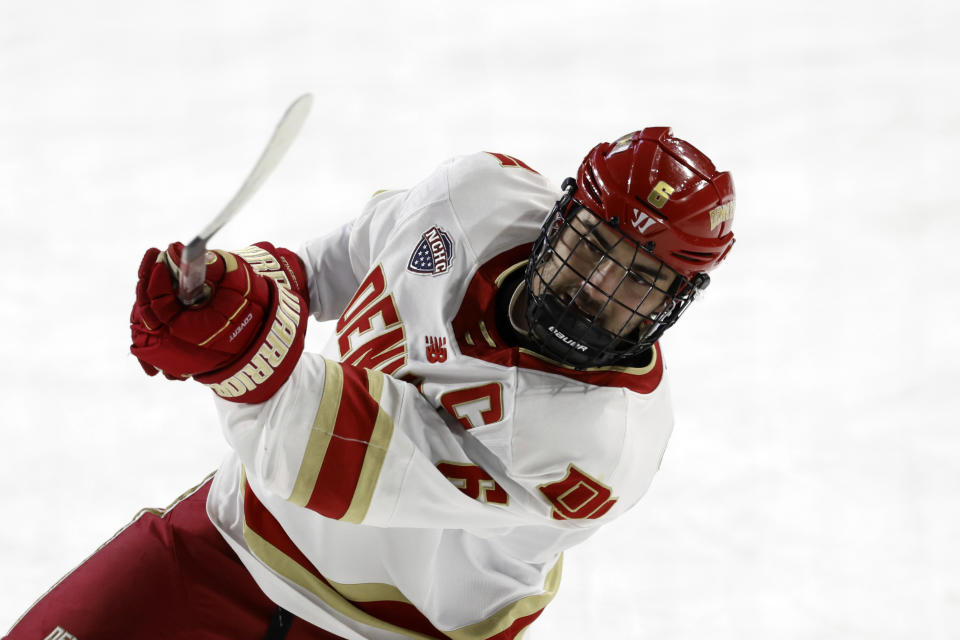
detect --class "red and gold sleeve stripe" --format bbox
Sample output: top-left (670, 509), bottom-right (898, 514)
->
top-left (243, 476), bottom-right (561, 639)
top-left (287, 359), bottom-right (394, 524)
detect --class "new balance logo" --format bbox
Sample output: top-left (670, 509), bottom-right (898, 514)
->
top-left (425, 336), bottom-right (448, 363)
top-left (44, 627), bottom-right (78, 640)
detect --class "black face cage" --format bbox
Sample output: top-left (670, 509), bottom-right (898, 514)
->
top-left (523, 178), bottom-right (709, 369)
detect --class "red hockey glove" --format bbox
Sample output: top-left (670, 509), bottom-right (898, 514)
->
top-left (130, 241), bottom-right (309, 404)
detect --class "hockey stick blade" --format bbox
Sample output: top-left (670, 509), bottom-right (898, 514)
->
top-left (178, 93), bottom-right (314, 305)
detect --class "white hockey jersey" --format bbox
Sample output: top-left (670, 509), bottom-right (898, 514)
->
top-left (205, 151), bottom-right (675, 639)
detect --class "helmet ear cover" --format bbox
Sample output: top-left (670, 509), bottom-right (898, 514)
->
top-left (523, 185), bottom-right (708, 369)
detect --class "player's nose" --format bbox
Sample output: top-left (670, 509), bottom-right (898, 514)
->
top-left (584, 257), bottom-right (623, 298)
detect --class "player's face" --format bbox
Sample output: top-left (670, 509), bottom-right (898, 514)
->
top-left (534, 208), bottom-right (679, 336)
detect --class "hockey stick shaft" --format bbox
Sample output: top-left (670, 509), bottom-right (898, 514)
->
top-left (177, 94), bottom-right (314, 305)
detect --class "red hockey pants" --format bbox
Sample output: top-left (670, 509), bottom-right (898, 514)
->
top-left (3, 476), bottom-right (345, 640)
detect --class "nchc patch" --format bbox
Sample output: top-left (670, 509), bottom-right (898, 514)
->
top-left (408, 226), bottom-right (454, 276)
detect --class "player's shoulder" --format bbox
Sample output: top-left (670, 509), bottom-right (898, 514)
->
top-left (444, 151), bottom-right (553, 198)
top-left (439, 152), bottom-right (559, 260)
top-left (449, 150), bottom-right (543, 177)
top-left (363, 152), bottom-right (547, 215)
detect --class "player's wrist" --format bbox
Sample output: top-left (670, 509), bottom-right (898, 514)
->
top-left (196, 248), bottom-right (309, 404)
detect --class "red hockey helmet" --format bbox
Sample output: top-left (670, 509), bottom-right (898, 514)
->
top-left (523, 128), bottom-right (736, 369)
top-left (575, 127), bottom-right (736, 280)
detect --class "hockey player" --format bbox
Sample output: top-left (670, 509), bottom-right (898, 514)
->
top-left (5, 128), bottom-right (735, 639)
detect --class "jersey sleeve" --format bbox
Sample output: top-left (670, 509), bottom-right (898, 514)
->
top-left (297, 220), bottom-right (360, 323)
top-left (213, 355), bottom-right (574, 531)
top-left (298, 161), bottom-right (456, 322)
top-left (297, 153), bottom-right (555, 323)
top-left (297, 190), bottom-right (401, 322)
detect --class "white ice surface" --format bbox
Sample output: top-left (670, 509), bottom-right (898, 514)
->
top-left (1, 1), bottom-right (959, 637)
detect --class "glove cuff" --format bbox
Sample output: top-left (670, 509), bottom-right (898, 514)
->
top-left (195, 244), bottom-right (308, 404)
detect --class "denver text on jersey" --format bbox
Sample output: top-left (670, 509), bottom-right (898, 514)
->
top-left (6, 128), bottom-right (736, 640)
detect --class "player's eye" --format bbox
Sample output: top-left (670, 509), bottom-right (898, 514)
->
top-left (581, 238), bottom-right (604, 256)
top-left (627, 270), bottom-right (653, 286)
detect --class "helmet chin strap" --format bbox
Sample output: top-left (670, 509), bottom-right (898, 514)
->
top-left (507, 279), bottom-right (531, 336)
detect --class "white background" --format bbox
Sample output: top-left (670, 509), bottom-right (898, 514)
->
top-left (2, 1), bottom-right (958, 637)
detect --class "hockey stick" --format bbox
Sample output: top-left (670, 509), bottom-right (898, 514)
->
top-left (176, 93), bottom-right (314, 305)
